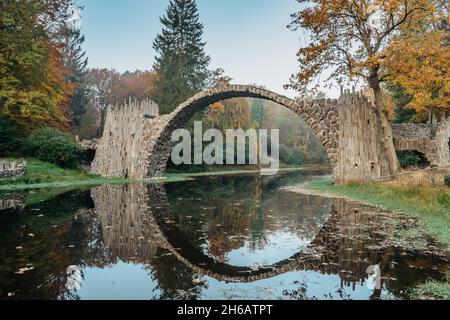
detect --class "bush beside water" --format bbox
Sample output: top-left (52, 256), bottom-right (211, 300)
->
top-left (24, 128), bottom-right (83, 168)
top-left (0, 116), bottom-right (23, 156)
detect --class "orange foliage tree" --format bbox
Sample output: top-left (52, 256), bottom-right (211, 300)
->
top-left (384, 13), bottom-right (449, 119)
top-left (0, 0), bottom-right (74, 134)
top-left (111, 70), bottom-right (157, 103)
top-left (287, 0), bottom-right (446, 175)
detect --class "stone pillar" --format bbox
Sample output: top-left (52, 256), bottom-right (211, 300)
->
top-left (334, 92), bottom-right (391, 184)
top-left (91, 99), bottom-right (160, 179)
top-left (434, 118), bottom-right (450, 166)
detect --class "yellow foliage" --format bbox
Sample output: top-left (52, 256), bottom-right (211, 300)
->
top-left (288, 0), bottom-right (449, 116)
top-left (384, 29), bottom-right (450, 113)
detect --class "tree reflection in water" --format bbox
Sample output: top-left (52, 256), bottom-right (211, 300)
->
top-left (0, 171), bottom-right (448, 300)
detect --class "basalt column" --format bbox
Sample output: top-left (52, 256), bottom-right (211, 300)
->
top-left (334, 92), bottom-right (391, 184)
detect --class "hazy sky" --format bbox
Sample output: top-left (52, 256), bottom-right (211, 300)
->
top-left (77, 0), bottom-right (339, 98)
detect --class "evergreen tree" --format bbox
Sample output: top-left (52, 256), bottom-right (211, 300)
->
top-left (60, 24), bottom-right (89, 129)
top-left (386, 83), bottom-right (416, 124)
top-left (151, 0), bottom-right (211, 114)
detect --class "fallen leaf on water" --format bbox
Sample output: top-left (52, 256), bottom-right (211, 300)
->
top-left (16, 246), bottom-right (23, 250)
top-left (28, 233), bottom-right (35, 237)
top-left (192, 278), bottom-right (206, 284)
top-left (15, 267), bottom-right (34, 274)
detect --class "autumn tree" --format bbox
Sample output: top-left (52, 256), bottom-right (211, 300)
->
top-left (86, 68), bottom-right (120, 134)
top-left (206, 99), bottom-right (252, 134)
top-left (384, 8), bottom-right (449, 121)
top-left (0, 0), bottom-right (74, 133)
top-left (111, 70), bottom-right (157, 102)
top-left (151, 0), bottom-right (211, 114)
top-left (287, 0), bottom-right (446, 175)
top-left (204, 74), bottom-right (252, 133)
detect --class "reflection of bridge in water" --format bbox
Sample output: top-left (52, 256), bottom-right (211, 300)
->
top-left (91, 183), bottom-right (448, 287)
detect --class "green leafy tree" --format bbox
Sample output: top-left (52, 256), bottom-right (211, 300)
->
top-left (151, 0), bottom-right (211, 114)
top-left (25, 127), bottom-right (82, 168)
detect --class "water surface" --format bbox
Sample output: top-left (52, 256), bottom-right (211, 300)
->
top-left (0, 171), bottom-right (448, 300)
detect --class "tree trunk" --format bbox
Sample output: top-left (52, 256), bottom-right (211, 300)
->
top-left (369, 76), bottom-right (399, 178)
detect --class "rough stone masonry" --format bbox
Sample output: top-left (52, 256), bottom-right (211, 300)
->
top-left (92, 84), bottom-right (446, 184)
top-left (392, 120), bottom-right (450, 166)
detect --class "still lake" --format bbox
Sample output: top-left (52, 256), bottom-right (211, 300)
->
top-left (0, 170), bottom-right (448, 300)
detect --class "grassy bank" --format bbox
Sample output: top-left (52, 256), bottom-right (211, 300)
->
top-left (306, 180), bottom-right (450, 245)
top-left (0, 158), bottom-right (129, 191)
top-left (408, 273), bottom-right (450, 300)
top-left (305, 180), bottom-right (450, 300)
top-left (1, 160), bottom-right (327, 191)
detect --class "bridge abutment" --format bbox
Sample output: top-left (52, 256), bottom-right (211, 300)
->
top-left (334, 92), bottom-right (391, 184)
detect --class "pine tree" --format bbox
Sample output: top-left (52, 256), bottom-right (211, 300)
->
top-left (386, 83), bottom-right (416, 124)
top-left (60, 24), bottom-right (89, 129)
top-left (151, 0), bottom-right (211, 114)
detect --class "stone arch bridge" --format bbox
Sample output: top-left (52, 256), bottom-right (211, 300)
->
top-left (392, 121), bottom-right (450, 166)
top-left (91, 84), bottom-right (450, 184)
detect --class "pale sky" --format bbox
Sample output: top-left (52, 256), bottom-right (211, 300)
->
top-left (77, 0), bottom-right (341, 98)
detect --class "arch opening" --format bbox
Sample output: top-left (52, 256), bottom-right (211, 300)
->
top-left (165, 97), bottom-right (330, 174)
top-left (146, 85), bottom-right (340, 178)
top-left (396, 150), bottom-right (431, 169)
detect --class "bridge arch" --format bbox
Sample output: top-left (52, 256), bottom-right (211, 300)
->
top-left (92, 85), bottom-right (395, 183)
top-left (144, 84), bottom-right (340, 178)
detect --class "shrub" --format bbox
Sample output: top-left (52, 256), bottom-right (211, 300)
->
top-left (397, 150), bottom-right (428, 168)
top-left (280, 145), bottom-right (305, 165)
top-left (25, 128), bottom-right (82, 168)
top-left (0, 116), bottom-right (23, 156)
top-left (445, 174), bottom-right (450, 188)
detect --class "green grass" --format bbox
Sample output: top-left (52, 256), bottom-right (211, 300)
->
top-left (0, 158), bottom-right (133, 191)
top-left (408, 274), bottom-right (450, 300)
top-left (305, 180), bottom-right (450, 300)
top-left (0, 161), bottom-right (327, 191)
top-left (2, 158), bottom-right (96, 183)
top-left (306, 180), bottom-right (450, 246)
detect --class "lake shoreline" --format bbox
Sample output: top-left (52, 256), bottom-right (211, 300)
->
top-left (284, 180), bottom-right (450, 300)
top-left (0, 164), bottom-right (330, 191)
